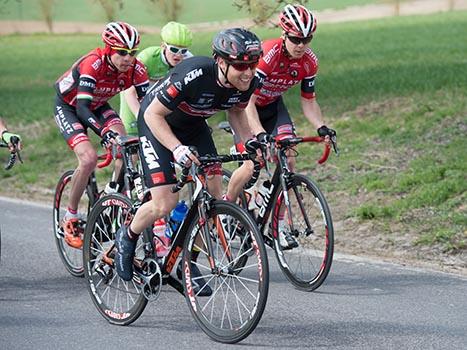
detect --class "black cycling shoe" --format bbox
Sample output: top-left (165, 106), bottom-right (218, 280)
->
top-left (114, 226), bottom-right (136, 281)
top-left (177, 262), bottom-right (213, 297)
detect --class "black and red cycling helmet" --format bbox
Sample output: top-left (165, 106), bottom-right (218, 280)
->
top-left (212, 28), bottom-right (262, 62)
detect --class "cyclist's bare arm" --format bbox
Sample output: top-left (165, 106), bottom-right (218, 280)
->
top-left (244, 94), bottom-right (266, 136)
top-left (300, 96), bottom-right (325, 130)
top-left (123, 86), bottom-right (140, 116)
top-left (0, 118), bottom-right (7, 135)
top-left (227, 105), bottom-right (255, 143)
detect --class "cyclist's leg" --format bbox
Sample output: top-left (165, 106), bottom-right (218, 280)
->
top-left (92, 104), bottom-right (127, 191)
top-left (225, 130), bottom-right (256, 202)
top-left (272, 97), bottom-right (297, 170)
top-left (114, 112), bottom-right (179, 280)
top-left (54, 97), bottom-right (97, 214)
top-left (268, 98), bottom-right (299, 248)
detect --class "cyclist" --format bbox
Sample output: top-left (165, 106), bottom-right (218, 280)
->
top-left (114, 28), bottom-right (263, 294)
top-left (119, 21), bottom-right (193, 137)
top-left (0, 118), bottom-right (22, 151)
top-left (54, 22), bottom-right (149, 249)
top-left (226, 4), bottom-right (336, 248)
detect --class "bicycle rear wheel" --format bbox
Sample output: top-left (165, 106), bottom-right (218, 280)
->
top-left (272, 173), bottom-right (334, 291)
top-left (83, 194), bottom-right (148, 325)
top-left (182, 200), bottom-right (269, 343)
top-left (53, 170), bottom-right (92, 277)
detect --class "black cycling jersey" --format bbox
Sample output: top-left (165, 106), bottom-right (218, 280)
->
top-left (137, 56), bottom-right (260, 188)
top-left (139, 56), bottom-right (259, 131)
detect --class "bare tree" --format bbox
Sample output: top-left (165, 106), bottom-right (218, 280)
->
top-left (93, 0), bottom-right (124, 22)
top-left (146, 0), bottom-right (182, 22)
top-left (39, 0), bottom-right (55, 33)
top-left (233, 0), bottom-right (309, 27)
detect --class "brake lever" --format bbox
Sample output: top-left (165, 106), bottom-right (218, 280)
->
top-left (331, 136), bottom-right (339, 156)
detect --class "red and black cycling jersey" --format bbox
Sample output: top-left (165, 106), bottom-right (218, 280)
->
top-left (255, 38), bottom-right (318, 107)
top-left (139, 56), bottom-right (260, 130)
top-left (55, 47), bottom-right (149, 110)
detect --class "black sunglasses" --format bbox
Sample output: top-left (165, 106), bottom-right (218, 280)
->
top-left (286, 35), bottom-right (313, 45)
top-left (228, 61), bottom-right (259, 71)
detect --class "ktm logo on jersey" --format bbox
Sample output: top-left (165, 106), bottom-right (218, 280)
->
top-left (184, 68), bottom-right (203, 85)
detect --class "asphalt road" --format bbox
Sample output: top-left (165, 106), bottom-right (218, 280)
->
top-left (0, 197), bottom-right (466, 349)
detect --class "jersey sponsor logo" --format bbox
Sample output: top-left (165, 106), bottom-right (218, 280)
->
top-left (277, 124), bottom-right (294, 135)
top-left (54, 106), bottom-right (74, 135)
top-left (227, 96), bottom-right (241, 104)
top-left (72, 122), bottom-right (82, 130)
top-left (58, 72), bottom-right (75, 94)
top-left (183, 68), bottom-right (203, 85)
top-left (79, 80), bottom-right (95, 89)
top-left (94, 86), bottom-right (120, 96)
top-left (263, 44), bottom-right (280, 64)
top-left (195, 97), bottom-right (214, 105)
top-left (135, 63), bottom-right (146, 76)
top-left (150, 171), bottom-right (166, 185)
top-left (290, 70), bottom-right (298, 78)
top-left (167, 84), bottom-right (179, 98)
top-left (140, 136), bottom-right (160, 170)
top-left (174, 81), bottom-right (183, 91)
top-left (91, 59), bottom-right (102, 71)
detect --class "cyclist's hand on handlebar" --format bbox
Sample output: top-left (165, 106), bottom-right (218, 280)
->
top-left (2, 132), bottom-right (22, 151)
top-left (100, 130), bottom-right (119, 149)
top-left (317, 125), bottom-right (336, 139)
top-left (173, 144), bottom-right (199, 167)
top-left (256, 132), bottom-right (274, 161)
top-left (317, 125), bottom-right (339, 155)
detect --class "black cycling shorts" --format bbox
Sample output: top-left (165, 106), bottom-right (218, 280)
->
top-left (54, 95), bottom-right (122, 150)
top-left (138, 116), bottom-right (218, 188)
top-left (234, 96), bottom-right (296, 150)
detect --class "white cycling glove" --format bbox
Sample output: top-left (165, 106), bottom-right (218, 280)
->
top-left (173, 144), bottom-right (193, 167)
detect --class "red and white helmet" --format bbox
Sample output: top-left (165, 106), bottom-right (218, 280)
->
top-left (279, 4), bottom-right (317, 38)
top-left (102, 22), bottom-right (140, 49)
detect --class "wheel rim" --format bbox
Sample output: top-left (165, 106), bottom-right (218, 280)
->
top-left (185, 206), bottom-right (267, 340)
top-left (86, 197), bottom-right (146, 317)
top-left (274, 178), bottom-right (333, 287)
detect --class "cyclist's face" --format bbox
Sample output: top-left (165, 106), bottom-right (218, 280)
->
top-left (283, 33), bottom-right (312, 59)
top-left (219, 58), bottom-right (257, 91)
top-left (110, 49), bottom-right (136, 72)
top-left (163, 43), bottom-right (188, 67)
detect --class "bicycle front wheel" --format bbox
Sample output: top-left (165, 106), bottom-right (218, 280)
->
top-left (182, 200), bottom-right (269, 343)
top-left (53, 170), bottom-right (91, 277)
top-left (272, 173), bottom-right (334, 291)
top-left (83, 194), bottom-right (148, 325)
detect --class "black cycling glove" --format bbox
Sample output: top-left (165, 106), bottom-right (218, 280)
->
top-left (317, 125), bottom-right (336, 138)
top-left (256, 132), bottom-right (273, 144)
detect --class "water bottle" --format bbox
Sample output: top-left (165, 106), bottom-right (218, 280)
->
top-left (153, 218), bottom-right (170, 257)
top-left (168, 201), bottom-right (188, 234)
top-left (255, 180), bottom-right (271, 208)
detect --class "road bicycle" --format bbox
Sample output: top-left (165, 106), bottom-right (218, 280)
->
top-left (53, 134), bottom-right (141, 277)
top-left (83, 151), bottom-right (269, 343)
top-left (220, 122), bottom-right (337, 291)
top-left (1, 135), bottom-right (23, 262)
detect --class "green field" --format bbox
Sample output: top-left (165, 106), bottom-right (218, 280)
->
top-left (0, 11), bottom-right (465, 259)
top-left (0, 0), bottom-right (384, 25)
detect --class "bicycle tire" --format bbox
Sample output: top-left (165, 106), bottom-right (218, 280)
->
top-left (272, 173), bottom-right (334, 291)
top-left (83, 193), bottom-right (148, 325)
top-left (52, 170), bottom-right (91, 277)
top-left (182, 200), bottom-right (269, 343)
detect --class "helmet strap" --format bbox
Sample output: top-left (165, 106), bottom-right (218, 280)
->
top-left (217, 58), bottom-right (233, 88)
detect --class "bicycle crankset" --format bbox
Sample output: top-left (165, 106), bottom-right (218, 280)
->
top-left (139, 258), bottom-right (162, 301)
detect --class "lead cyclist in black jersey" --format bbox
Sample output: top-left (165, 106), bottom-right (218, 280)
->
top-left (114, 28), bottom-right (265, 293)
